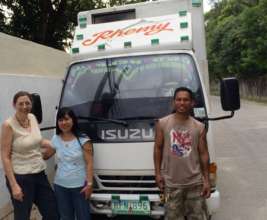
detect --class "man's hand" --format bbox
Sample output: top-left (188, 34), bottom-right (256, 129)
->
top-left (201, 179), bottom-right (211, 198)
top-left (155, 174), bottom-right (165, 191)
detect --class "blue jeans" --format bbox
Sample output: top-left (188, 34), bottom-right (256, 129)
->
top-left (6, 171), bottom-right (59, 220)
top-left (54, 184), bottom-right (91, 220)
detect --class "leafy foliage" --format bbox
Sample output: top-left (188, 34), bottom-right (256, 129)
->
top-left (206, 0), bottom-right (267, 80)
top-left (0, 0), bottom-right (106, 50)
top-left (0, 0), bottom-right (146, 50)
top-left (0, 6), bottom-right (7, 32)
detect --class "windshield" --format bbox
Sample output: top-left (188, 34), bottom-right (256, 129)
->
top-left (60, 53), bottom-right (205, 142)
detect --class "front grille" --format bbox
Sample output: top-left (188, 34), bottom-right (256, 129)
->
top-left (98, 175), bottom-right (155, 181)
top-left (95, 175), bottom-right (158, 191)
top-left (101, 182), bottom-right (156, 188)
top-left (94, 190), bottom-right (160, 194)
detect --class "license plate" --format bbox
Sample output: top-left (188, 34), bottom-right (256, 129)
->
top-left (111, 199), bottom-right (150, 215)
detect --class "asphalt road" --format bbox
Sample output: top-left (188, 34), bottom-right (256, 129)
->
top-left (94, 97), bottom-right (267, 220)
top-left (211, 97), bottom-right (267, 220)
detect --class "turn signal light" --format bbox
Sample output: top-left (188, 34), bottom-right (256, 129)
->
top-left (209, 162), bottom-right (217, 189)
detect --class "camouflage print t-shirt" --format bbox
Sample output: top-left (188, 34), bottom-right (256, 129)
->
top-left (159, 114), bottom-right (205, 188)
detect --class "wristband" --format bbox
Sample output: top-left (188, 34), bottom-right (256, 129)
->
top-left (86, 181), bottom-right (93, 187)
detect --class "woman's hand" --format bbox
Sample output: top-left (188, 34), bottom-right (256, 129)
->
top-left (12, 184), bottom-right (24, 201)
top-left (1, 122), bottom-right (23, 201)
top-left (82, 141), bottom-right (94, 200)
top-left (41, 139), bottom-right (56, 160)
top-left (80, 185), bottom-right (93, 200)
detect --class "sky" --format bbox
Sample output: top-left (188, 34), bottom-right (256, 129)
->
top-left (203, 0), bottom-right (212, 12)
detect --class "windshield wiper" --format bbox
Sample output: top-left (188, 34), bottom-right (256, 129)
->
top-left (119, 116), bottom-right (158, 121)
top-left (78, 116), bottom-right (128, 126)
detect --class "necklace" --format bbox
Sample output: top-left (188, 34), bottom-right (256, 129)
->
top-left (15, 115), bottom-right (30, 128)
top-left (61, 134), bottom-right (75, 147)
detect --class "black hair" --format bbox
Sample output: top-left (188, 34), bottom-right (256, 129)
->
top-left (56, 107), bottom-right (91, 150)
top-left (56, 107), bottom-right (80, 136)
top-left (173, 87), bottom-right (194, 100)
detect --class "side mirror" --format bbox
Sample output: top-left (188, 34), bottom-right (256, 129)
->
top-left (31, 93), bottom-right (43, 124)
top-left (220, 77), bottom-right (240, 111)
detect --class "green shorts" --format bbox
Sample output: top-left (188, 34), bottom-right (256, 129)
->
top-left (164, 185), bottom-right (209, 220)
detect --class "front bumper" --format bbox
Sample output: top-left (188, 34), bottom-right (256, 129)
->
top-left (90, 189), bottom-right (220, 217)
top-left (206, 189), bottom-right (221, 215)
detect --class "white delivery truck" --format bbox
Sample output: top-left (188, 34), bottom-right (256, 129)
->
top-left (34, 0), bottom-right (240, 219)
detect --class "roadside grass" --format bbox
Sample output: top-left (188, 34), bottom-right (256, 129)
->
top-left (239, 95), bottom-right (267, 105)
top-left (210, 87), bottom-right (267, 105)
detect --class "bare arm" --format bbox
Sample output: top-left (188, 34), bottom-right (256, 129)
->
top-left (80, 141), bottom-right (94, 199)
top-left (1, 122), bottom-right (23, 201)
top-left (41, 139), bottom-right (56, 160)
top-left (153, 121), bottom-right (164, 191)
top-left (198, 127), bottom-right (211, 198)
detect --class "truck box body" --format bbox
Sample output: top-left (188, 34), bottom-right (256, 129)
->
top-left (60, 0), bottom-right (220, 217)
top-left (74, 0), bottom-right (209, 92)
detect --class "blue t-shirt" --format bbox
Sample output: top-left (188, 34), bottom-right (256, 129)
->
top-left (51, 135), bottom-right (90, 188)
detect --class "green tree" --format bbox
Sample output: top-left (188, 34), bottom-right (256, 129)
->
top-left (1, 0), bottom-right (147, 50)
top-left (205, 0), bottom-right (267, 80)
top-left (0, 7), bottom-right (7, 32)
top-left (0, 0), bottom-right (106, 50)
top-left (206, 0), bottom-right (244, 79)
top-left (238, 0), bottom-right (267, 78)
